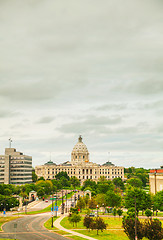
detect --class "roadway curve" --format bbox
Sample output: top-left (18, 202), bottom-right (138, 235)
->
top-left (0, 213), bottom-right (68, 240)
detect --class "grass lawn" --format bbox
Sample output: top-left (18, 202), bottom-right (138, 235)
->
top-left (0, 216), bottom-right (18, 231)
top-left (67, 236), bottom-right (88, 240)
top-left (61, 216), bottom-right (124, 230)
top-left (44, 216), bottom-right (58, 230)
top-left (60, 216), bottom-right (155, 240)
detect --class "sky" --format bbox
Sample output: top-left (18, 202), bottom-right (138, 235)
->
top-left (0, 0), bottom-right (163, 169)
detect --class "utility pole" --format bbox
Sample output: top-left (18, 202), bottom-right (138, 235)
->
top-left (135, 197), bottom-right (137, 240)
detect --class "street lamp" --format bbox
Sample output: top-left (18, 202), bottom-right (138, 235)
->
top-left (65, 190), bottom-right (67, 213)
top-left (51, 191), bottom-right (54, 228)
top-left (96, 205), bottom-right (99, 217)
top-left (61, 190), bottom-right (64, 214)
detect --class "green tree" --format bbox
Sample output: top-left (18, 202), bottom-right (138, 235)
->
top-left (70, 176), bottom-right (80, 189)
top-left (125, 187), bottom-right (151, 215)
top-left (68, 213), bottom-right (81, 227)
top-left (37, 188), bottom-right (45, 197)
top-left (105, 190), bottom-right (122, 208)
top-left (95, 193), bottom-right (107, 213)
top-left (154, 190), bottom-right (163, 211)
top-left (145, 209), bottom-right (152, 218)
top-left (127, 178), bottom-right (143, 188)
top-left (55, 171), bottom-right (70, 181)
top-left (51, 179), bottom-right (62, 191)
top-left (96, 180), bottom-right (114, 194)
top-left (32, 170), bottom-right (38, 182)
top-left (113, 208), bottom-right (117, 219)
top-left (38, 176), bottom-right (45, 181)
top-left (117, 209), bottom-right (123, 219)
top-left (113, 177), bottom-right (124, 191)
top-left (76, 197), bottom-right (85, 212)
top-left (81, 179), bottom-right (97, 192)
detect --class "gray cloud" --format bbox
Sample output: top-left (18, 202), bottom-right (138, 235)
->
top-left (36, 116), bottom-right (54, 124)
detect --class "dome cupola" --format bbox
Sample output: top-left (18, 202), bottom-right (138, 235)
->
top-left (71, 135), bottom-right (89, 164)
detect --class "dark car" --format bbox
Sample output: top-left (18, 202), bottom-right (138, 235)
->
top-left (89, 213), bottom-right (95, 217)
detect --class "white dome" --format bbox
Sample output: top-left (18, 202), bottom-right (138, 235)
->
top-left (71, 136), bottom-right (89, 163)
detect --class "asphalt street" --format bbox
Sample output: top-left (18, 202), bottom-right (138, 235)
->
top-left (0, 213), bottom-right (69, 240)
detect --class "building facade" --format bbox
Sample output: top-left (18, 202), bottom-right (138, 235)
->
top-left (149, 166), bottom-right (163, 194)
top-left (0, 148), bottom-right (32, 185)
top-left (35, 136), bottom-right (124, 183)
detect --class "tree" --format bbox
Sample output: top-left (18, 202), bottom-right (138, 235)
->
top-left (32, 170), bottom-right (38, 182)
top-left (70, 176), bottom-right (80, 189)
top-left (88, 198), bottom-right (97, 209)
top-left (144, 219), bottom-right (163, 240)
top-left (38, 177), bottom-right (45, 181)
top-left (81, 179), bottom-right (97, 192)
top-left (154, 190), bottom-right (163, 211)
top-left (96, 180), bottom-right (114, 194)
top-left (113, 177), bottom-right (124, 191)
top-left (90, 217), bottom-right (107, 235)
top-left (113, 208), bottom-right (117, 219)
top-left (37, 188), bottom-right (45, 197)
top-left (117, 209), bottom-right (123, 219)
top-left (124, 187), bottom-right (151, 215)
top-left (127, 178), bottom-right (143, 188)
top-left (55, 171), bottom-right (70, 181)
top-left (83, 216), bottom-right (93, 231)
top-left (105, 190), bottom-right (122, 208)
top-left (76, 197), bottom-right (85, 212)
top-left (145, 209), bottom-right (152, 218)
top-left (68, 213), bottom-right (81, 227)
top-left (95, 193), bottom-right (107, 213)
top-left (122, 216), bottom-right (144, 240)
top-left (51, 179), bottom-right (62, 191)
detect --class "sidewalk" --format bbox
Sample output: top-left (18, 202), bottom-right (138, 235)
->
top-left (54, 214), bottom-right (97, 240)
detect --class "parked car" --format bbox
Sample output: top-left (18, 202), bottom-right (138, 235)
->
top-left (45, 199), bottom-right (48, 202)
top-left (89, 213), bottom-right (95, 217)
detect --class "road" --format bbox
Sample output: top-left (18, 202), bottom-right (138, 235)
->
top-left (0, 213), bottom-right (69, 240)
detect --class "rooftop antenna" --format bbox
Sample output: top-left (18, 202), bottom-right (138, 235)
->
top-left (9, 138), bottom-right (12, 148)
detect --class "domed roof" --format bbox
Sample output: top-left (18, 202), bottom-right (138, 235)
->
top-left (72, 136), bottom-right (88, 153)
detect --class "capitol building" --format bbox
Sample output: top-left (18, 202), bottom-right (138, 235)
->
top-left (35, 136), bottom-right (124, 183)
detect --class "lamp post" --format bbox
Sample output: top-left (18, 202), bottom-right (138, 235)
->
top-left (51, 191), bottom-right (54, 228)
top-left (61, 190), bottom-right (64, 214)
top-left (96, 205), bottom-right (99, 217)
top-left (55, 189), bottom-right (57, 217)
top-left (65, 190), bottom-right (67, 213)
top-left (135, 197), bottom-right (137, 240)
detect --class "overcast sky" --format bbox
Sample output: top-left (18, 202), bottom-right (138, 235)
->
top-left (0, 0), bottom-right (163, 169)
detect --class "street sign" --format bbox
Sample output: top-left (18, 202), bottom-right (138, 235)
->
top-left (54, 206), bottom-right (58, 211)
